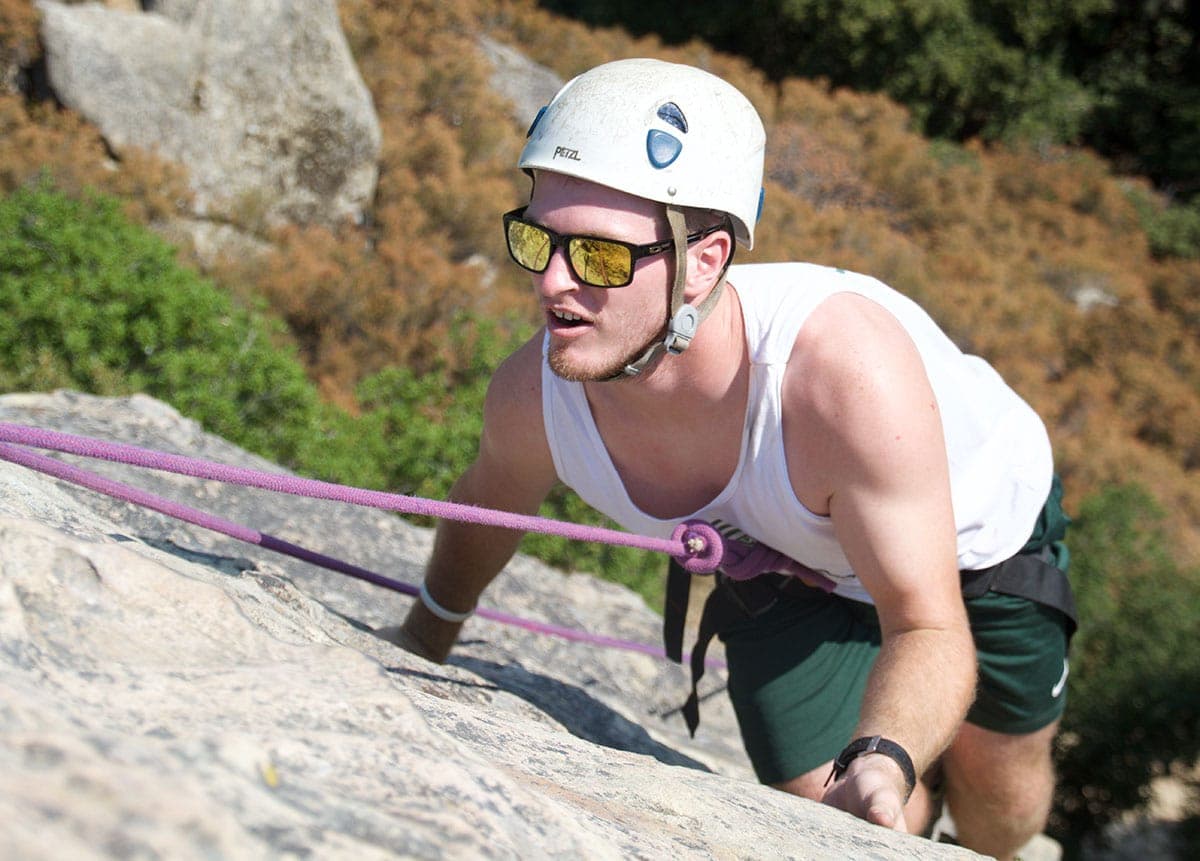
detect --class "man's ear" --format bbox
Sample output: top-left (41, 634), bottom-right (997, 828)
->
top-left (685, 228), bottom-right (734, 301)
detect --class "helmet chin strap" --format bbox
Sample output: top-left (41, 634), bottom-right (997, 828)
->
top-left (615, 206), bottom-right (726, 379)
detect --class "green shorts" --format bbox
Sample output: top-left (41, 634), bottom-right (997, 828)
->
top-left (721, 579), bottom-right (1072, 785)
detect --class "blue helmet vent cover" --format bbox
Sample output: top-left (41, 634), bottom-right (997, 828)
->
top-left (646, 129), bottom-right (683, 169)
top-left (526, 105), bottom-right (547, 138)
top-left (656, 102), bottom-right (688, 133)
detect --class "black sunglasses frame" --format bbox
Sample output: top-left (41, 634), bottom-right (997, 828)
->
top-left (502, 206), bottom-right (726, 288)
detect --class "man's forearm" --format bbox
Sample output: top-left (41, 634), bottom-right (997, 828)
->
top-left (417, 448), bottom-right (550, 616)
top-left (819, 623), bottom-right (975, 831)
top-left (855, 624), bottom-right (977, 778)
top-left (386, 516), bottom-right (526, 663)
top-left (421, 516), bottom-right (528, 613)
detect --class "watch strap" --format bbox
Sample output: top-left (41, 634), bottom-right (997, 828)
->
top-left (825, 735), bottom-right (917, 801)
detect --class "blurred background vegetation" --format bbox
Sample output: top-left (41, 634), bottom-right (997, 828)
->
top-left (1, 0), bottom-right (1198, 855)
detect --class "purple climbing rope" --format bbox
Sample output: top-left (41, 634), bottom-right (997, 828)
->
top-left (0, 423), bottom-right (727, 667)
top-left (0, 422), bottom-right (721, 569)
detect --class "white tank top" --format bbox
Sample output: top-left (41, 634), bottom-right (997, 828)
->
top-left (541, 262), bottom-right (1053, 604)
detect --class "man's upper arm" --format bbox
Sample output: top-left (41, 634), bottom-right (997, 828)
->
top-left (786, 295), bottom-right (964, 634)
top-left (467, 334), bottom-right (559, 516)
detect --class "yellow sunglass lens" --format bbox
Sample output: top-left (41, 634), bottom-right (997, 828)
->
top-left (508, 221), bottom-right (551, 270)
top-left (570, 239), bottom-right (632, 287)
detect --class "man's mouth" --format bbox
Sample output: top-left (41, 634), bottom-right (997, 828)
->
top-left (549, 308), bottom-right (589, 329)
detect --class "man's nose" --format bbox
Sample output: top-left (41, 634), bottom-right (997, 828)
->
top-left (535, 245), bottom-right (581, 296)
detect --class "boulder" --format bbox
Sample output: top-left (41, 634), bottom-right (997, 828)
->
top-left (0, 391), bottom-right (983, 859)
top-left (36, 0), bottom-right (381, 228)
top-left (479, 36), bottom-right (563, 128)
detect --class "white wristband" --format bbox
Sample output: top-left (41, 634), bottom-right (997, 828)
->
top-left (418, 581), bottom-right (474, 623)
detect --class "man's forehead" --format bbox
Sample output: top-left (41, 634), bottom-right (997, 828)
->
top-left (528, 170), bottom-right (666, 226)
top-left (532, 170), bottom-right (652, 204)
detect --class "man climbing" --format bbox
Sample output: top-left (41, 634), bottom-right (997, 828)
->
top-left (377, 58), bottom-right (1074, 861)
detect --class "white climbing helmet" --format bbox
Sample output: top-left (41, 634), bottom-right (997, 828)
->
top-left (519, 58), bottom-right (766, 249)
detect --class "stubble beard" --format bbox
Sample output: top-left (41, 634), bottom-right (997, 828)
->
top-left (547, 326), bottom-right (665, 383)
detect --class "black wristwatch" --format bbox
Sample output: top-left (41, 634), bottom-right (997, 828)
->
top-left (825, 735), bottom-right (917, 801)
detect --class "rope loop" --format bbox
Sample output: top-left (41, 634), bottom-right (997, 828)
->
top-left (670, 519), bottom-right (724, 574)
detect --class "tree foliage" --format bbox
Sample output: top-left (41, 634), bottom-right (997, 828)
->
top-left (1055, 484), bottom-right (1200, 853)
top-left (537, 0), bottom-right (1200, 212)
top-left (0, 181), bottom-right (332, 471)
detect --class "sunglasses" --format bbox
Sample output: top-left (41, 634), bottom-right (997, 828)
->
top-left (503, 206), bottom-right (725, 288)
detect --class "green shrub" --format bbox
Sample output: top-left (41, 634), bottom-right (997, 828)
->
top-left (0, 180), bottom-right (327, 469)
top-left (353, 313), bottom-right (518, 499)
top-left (0, 183), bottom-right (664, 609)
top-left (1127, 188), bottom-right (1200, 260)
top-left (1052, 483), bottom-right (1200, 853)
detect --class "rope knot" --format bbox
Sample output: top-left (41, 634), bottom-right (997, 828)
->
top-left (670, 519), bottom-right (724, 574)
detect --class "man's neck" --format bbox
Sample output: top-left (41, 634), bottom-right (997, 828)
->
top-left (585, 284), bottom-right (746, 416)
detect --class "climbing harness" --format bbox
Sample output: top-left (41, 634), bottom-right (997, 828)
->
top-left (665, 562), bottom-right (843, 736)
top-left (0, 421), bottom-right (742, 666)
top-left (663, 481), bottom-right (1079, 735)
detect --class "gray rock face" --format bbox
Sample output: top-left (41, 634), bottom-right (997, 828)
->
top-left (0, 391), bottom-right (982, 859)
top-left (479, 36), bottom-right (563, 128)
top-left (36, 0), bottom-right (381, 228)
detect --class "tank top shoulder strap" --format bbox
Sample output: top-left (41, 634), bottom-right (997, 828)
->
top-left (731, 262), bottom-right (853, 366)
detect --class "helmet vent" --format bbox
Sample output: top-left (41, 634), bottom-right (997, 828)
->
top-left (526, 105), bottom-right (547, 138)
top-left (646, 129), bottom-right (682, 169)
top-left (656, 102), bottom-right (688, 133)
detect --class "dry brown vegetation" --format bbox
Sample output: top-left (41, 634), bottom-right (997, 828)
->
top-left (1, 0), bottom-right (1198, 561)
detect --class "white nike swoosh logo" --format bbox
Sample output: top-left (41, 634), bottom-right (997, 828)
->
top-left (1051, 658), bottom-right (1069, 698)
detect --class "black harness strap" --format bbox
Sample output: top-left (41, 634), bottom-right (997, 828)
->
top-left (666, 478), bottom-right (1076, 733)
top-left (960, 545), bottom-right (1078, 640)
top-left (663, 559), bottom-right (692, 663)
top-left (665, 561), bottom-right (810, 737)
top-left (679, 575), bottom-right (751, 735)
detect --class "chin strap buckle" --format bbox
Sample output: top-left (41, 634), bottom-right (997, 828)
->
top-left (664, 303), bottom-right (700, 355)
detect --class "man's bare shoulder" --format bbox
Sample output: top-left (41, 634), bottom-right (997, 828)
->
top-left (780, 291), bottom-right (941, 487)
top-left (784, 292), bottom-right (923, 407)
top-left (486, 332), bottom-right (544, 414)
top-left (478, 331), bottom-right (555, 486)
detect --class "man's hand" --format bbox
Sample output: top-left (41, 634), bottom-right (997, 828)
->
top-left (374, 602), bottom-right (464, 664)
top-left (821, 753), bottom-right (911, 832)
